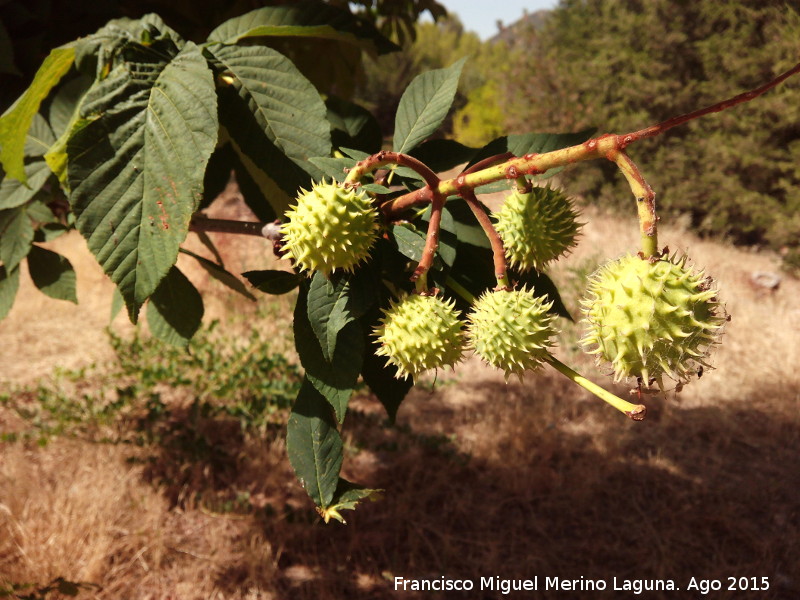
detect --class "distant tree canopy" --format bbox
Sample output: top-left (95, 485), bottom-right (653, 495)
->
top-left (502, 0), bottom-right (800, 267)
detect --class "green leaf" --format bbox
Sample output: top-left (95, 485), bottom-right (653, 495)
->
top-left (307, 271), bottom-right (375, 362)
top-left (0, 46), bottom-right (75, 183)
top-left (393, 57), bottom-right (467, 155)
top-left (145, 266), bottom-right (204, 347)
top-left (44, 76), bottom-right (94, 188)
top-left (242, 269), bottom-right (302, 295)
top-left (33, 224), bottom-right (69, 243)
top-left (286, 377), bottom-right (343, 508)
top-left (179, 248), bottom-right (256, 301)
top-left (26, 245), bottom-right (77, 303)
top-left (391, 223), bottom-right (441, 269)
top-left (361, 183), bottom-right (392, 194)
top-left (410, 139), bottom-right (479, 174)
top-left (294, 286), bottom-right (363, 422)
top-left (48, 75), bottom-right (94, 137)
top-left (67, 42), bottom-right (218, 320)
top-left (319, 478), bottom-right (382, 523)
top-left (0, 160), bottom-right (53, 210)
top-left (25, 199), bottom-right (57, 225)
top-left (326, 96), bottom-right (382, 153)
top-left (110, 287), bottom-right (124, 323)
top-left (25, 113), bottom-right (57, 157)
top-left (0, 206), bottom-right (34, 270)
top-left (206, 1), bottom-right (397, 54)
top-left (207, 44), bottom-right (330, 172)
top-left (446, 197), bottom-right (492, 249)
top-left (202, 139), bottom-right (278, 222)
top-left (0, 265), bottom-right (20, 320)
top-left (389, 205), bottom-right (457, 272)
top-left (217, 97), bottom-right (309, 216)
top-left (307, 156), bottom-right (356, 183)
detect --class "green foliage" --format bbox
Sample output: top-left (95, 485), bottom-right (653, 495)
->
top-left (503, 0), bottom-right (800, 264)
top-left (0, 320), bottom-right (301, 443)
top-left (355, 16), bottom-right (487, 135)
top-left (393, 57), bottom-right (466, 154)
top-left (453, 79), bottom-right (506, 147)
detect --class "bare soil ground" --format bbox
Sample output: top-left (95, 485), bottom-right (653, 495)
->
top-left (1, 191), bottom-right (799, 599)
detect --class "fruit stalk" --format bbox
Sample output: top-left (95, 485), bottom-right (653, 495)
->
top-left (459, 187), bottom-right (509, 287)
top-left (544, 354), bottom-right (647, 421)
top-left (610, 150), bottom-right (658, 258)
top-left (412, 190), bottom-right (445, 282)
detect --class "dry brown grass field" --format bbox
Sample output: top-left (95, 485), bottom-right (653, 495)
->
top-left (1, 187), bottom-right (799, 599)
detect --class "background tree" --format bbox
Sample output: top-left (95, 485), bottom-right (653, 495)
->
top-left (500, 0), bottom-right (800, 268)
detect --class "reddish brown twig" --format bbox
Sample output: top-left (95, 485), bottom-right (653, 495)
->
top-left (624, 60), bottom-right (800, 145)
top-left (411, 190), bottom-right (445, 283)
top-left (344, 151), bottom-right (440, 190)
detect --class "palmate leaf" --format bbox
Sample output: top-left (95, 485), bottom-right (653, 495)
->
top-left (146, 266), bottom-right (204, 347)
top-left (319, 478), bottom-right (382, 524)
top-left (0, 265), bottom-right (20, 321)
top-left (0, 46), bottom-right (75, 184)
top-left (393, 57), bottom-right (467, 155)
top-left (326, 95), bottom-right (382, 153)
top-left (0, 161), bottom-right (52, 210)
top-left (0, 206), bottom-right (34, 271)
top-left (207, 44), bottom-right (330, 173)
top-left (66, 42), bottom-right (217, 320)
top-left (206, 1), bottom-right (396, 54)
top-left (294, 285), bottom-right (363, 423)
top-left (26, 245), bottom-right (78, 304)
top-left (179, 248), bottom-right (256, 302)
top-left (307, 270), bottom-right (375, 362)
top-left (287, 377), bottom-right (344, 509)
top-left (242, 269), bottom-right (303, 295)
top-left (209, 44), bottom-right (331, 216)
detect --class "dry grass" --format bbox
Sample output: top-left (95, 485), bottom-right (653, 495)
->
top-left (1, 193), bottom-right (799, 599)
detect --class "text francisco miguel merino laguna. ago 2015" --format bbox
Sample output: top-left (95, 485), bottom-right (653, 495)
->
top-left (392, 575), bottom-right (772, 595)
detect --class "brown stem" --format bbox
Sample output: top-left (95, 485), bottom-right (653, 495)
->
top-left (383, 152), bottom-right (514, 216)
top-left (624, 60), bottom-right (800, 145)
top-left (411, 190), bottom-right (444, 282)
top-left (345, 150), bottom-right (441, 190)
top-left (459, 186), bottom-right (508, 285)
top-left (464, 152), bottom-right (514, 174)
top-left (190, 215), bottom-right (277, 239)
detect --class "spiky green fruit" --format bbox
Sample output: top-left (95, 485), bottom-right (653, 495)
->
top-left (494, 187), bottom-right (582, 272)
top-left (281, 181), bottom-right (379, 276)
top-left (467, 288), bottom-right (556, 379)
top-left (581, 253), bottom-right (725, 387)
top-left (374, 293), bottom-right (465, 380)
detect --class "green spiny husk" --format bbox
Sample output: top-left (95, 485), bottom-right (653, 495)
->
top-left (281, 181), bottom-right (378, 276)
top-left (374, 293), bottom-right (465, 380)
top-left (467, 288), bottom-right (556, 379)
top-left (581, 253), bottom-right (726, 388)
top-left (494, 187), bottom-right (582, 272)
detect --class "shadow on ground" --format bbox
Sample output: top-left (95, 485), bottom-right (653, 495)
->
top-left (133, 373), bottom-right (800, 600)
